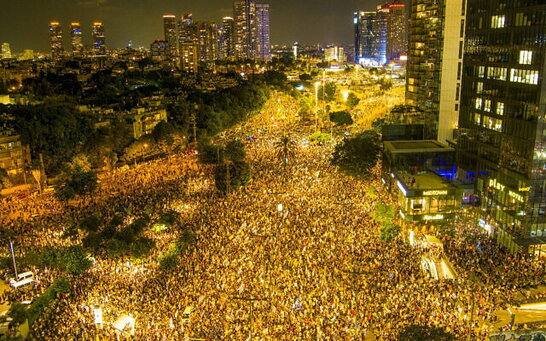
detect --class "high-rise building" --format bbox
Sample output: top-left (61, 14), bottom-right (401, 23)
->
top-left (234, 0), bottom-right (257, 59)
top-left (163, 15), bottom-right (178, 58)
top-left (70, 22), bottom-right (84, 56)
top-left (406, 0), bottom-right (465, 142)
top-left (456, 0), bottom-right (546, 255)
top-left (92, 22), bottom-right (106, 55)
top-left (354, 11), bottom-right (377, 64)
top-left (178, 13), bottom-right (196, 47)
top-left (150, 40), bottom-right (168, 60)
top-left (374, 4), bottom-right (389, 65)
top-left (1, 43), bottom-right (11, 59)
top-left (220, 17), bottom-right (235, 59)
top-left (180, 41), bottom-right (198, 73)
top-left (255, 3), bottom-right (271, 61)
top-left (324, 46), bottom-right (345, 62)
top-left (386, 2), bottom-right (407, 61)
top-left (49, 21), bottom-right (64, 59)
top-left (195, 22), bottom-right (218, 62)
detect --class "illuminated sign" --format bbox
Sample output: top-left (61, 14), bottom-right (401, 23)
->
top-left (519, 186), bottom-right (531, 192)
top-left (397, 181), bottom-right (407, 196)
top-left (489, 179), bottom-right (505, 191)
top-left (424, 215), bottom-right (444, 220)
top-left (509, 191), bottom-right (524, 203)
top-left (423, 190), bottom-right (448, 196)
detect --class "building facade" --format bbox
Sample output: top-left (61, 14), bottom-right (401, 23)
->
top-left (374, 4), bottom-right (389, 66)
top-left (406, 0), bottom-right (465, 143)
top-left (220, 17), bottom-right (235, 59)
top-left (150, 40), bottom-right (168, 60)
top-left (386, 1), bottom-right (407, 61)
top-left (255, 4), bottom-right (271, 61)
top-left (70, 22), bottom-right (84, 56)
top-left (354, 11), bottom-right (377, 64)
top-left (92, 22), bottom-right (106, 55)
top-left (234, 0), bottom-right (257, 59)
top-left (195, 22), bottom-right (219, 63)
top-left (180, 42), bottom-right (198, 73)
top-left (49, 21), bottom-right (64, 59)
top-left (1, 43), bottom-right (11, 60)
top-left (163, 15), bottom-right (178, 58)
top-left (457, 0), bottom-right (546, 255)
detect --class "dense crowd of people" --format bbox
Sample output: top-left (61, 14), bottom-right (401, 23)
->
top-left (0, 108), bottom-right (544, 341)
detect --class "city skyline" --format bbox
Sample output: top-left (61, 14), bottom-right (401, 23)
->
top-left (0, 0), bottom-right (381, 53)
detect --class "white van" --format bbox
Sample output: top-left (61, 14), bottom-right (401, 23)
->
top-left (9, 271), bottom-right (34, 288)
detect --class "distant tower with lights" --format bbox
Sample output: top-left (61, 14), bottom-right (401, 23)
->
top-left (70, 22), bottom-right (84, 56)
top-left (163, 15), bottom-right (178, 58)
top-left (220, 17), bottom-right (235, 59)
top-left (386, 1), bottom-right (407, 61)
top-left (1, 43), bottom-right (12, 59)
top-left (255, 3), bottom-right (271, 61)
top-left (92, 22), bottom-right (106, 55)
top-left (49, 21), bottom-right (64, 59)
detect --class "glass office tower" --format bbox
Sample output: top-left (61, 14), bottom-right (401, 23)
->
top-left (457, 0), bottom-right (546, 255)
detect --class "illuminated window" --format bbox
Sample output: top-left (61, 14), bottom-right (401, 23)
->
top-left (491, 15), bottom-right (505, 28)
top-left (474, 113), bottom-right (481, 125)
top-left (519, 50), bottom-right (533, 65)
top-left (478, 66), bottom-right (485, 78)
top-left (496, 102), bottom-right (504, 116)
top-left (510, 69), bottom-right (539, 85)
top-left (476, 82), bottom-right (483, 93)
top-left (475, 98), bottom-right (483, 110)
top-left (487, 67), bottom-right (507, 81)
top-left (484, 99), bottom-right (491, 112)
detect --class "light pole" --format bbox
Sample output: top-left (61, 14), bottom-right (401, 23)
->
top-left (314, 82), bottom-right (320, 132)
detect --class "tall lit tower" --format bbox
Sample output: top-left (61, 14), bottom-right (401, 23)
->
top-left (457, 0), bottom-right (546, 255)
top-left (354, 11), bottom-right (377, 64)
top-left (163, 15), bottom-right (178, 58)
top-left (233, 0), bottom-right (257, 59)
top-left (178, 13), bottom-right (196, 47)
top-left (70, 22), bottom-right (84, 56)
top-left (92, 22), bottom-right (106, 55)
top-left (374, 4), bottom-right (389, 65)
top-left (49, 21), bottom-right (64, 59)
top-left (387, 1), bottom-right (407, 61)
top-left (220, 17), bottom-right (235, 59)
top-left (255, 3), bottom-right (271, 61)
top-left (1, 43), bottom-right (11, 59)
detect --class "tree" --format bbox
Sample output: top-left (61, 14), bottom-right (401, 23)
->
top-left (60, 246), bottom-right (92, 275)
top-left (299, 74), bottom-right (312, 81)
top-left (8, 303), bottom-right (28, 326)
top-left (214, 161), bottom-right (252, 193)
top-left (378, 77), bottom-right (393, 91)
top-left (275, 136), bottom-right (297, 167)
top-left (309, 132), bottom-right (330, 145)
top-left (79, 214), bottom-right (102, 233)
top-left (397, 325), bottom-right (455, 341)
top-left (331, 131), bottom-right (380, 178)
top-left (329, 111), bottom-right (354, 126)
top-left (318, 82), bottom-right (338, 102)
top-left (54, 165), bottom-right (98, 202)
top-left (0, 167), bottom-right (11, 191)
top-left (346, 92), bottom-right (360, 108)
top-left (380, 224), bottom-right (401, 242)
top-left (225, 139), bottom-right (246, 163)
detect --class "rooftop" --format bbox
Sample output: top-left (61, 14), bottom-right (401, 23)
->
top-left (384, 140), bottom-right (454, 154)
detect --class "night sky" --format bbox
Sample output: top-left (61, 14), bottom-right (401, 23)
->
top-left (0, 0), bottom-right (379, 53)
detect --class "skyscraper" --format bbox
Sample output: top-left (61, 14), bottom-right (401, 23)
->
top-left (195, 22), bottom-right (218, 62)
top-left (220, 17), bottom-right (235, 59)
top-left (178, 13), bottom-right (196, 47)
top-left (406, 0), bottom-right (465, 142)
top-left (180, 41), bottom-right (198, 73)
top-left (234, 0), bottom-right (257, 59)
top-left (386, 2), bottom-right (407, 61)
top-left (92, 22), bottom-right (106, 55)
top-left (354, 11), bottom-right (377, 64)
top-left (163, 15), bottom-right (178, 58)
top-left (456, 0), bottom-right (546, 255)
top-left (151, 40), bottom-right (168, 60)
top-left (49, 21), bottom-right (64, 59)
top-left (255, 4), bottom-right (271, 61)
top-left (70, 22), bottom-right (83, 56)
top-left (374, 4), bottom-right (389, 65)
top-left (1, 43), bottom-right (11, 59)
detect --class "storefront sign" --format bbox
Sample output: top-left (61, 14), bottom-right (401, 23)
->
top-left (519, 186), bottom-right (531, 192)
top-left (422, 190), bottom-right (448, 196)
top-left (489, 179), bottom-right (505, 191)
